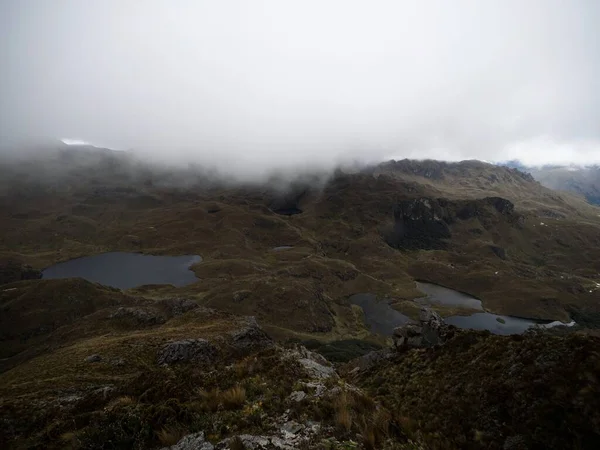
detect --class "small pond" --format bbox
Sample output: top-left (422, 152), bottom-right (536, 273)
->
top-left (349, 293), bottom-right (412, 335)
top-left (350, 283), bottom-right (576, 336)
top-left (271, 246), bottom-right (294, 252)
top-left (416, 282), bottom-right (576, 334)
top-left (445, 313), bottom-right (540, 335)
top-left (415, 282), bottom-right (483, 310)
top-left (42, 252), bottom-right (202, 289)
top-left (444, 313), bottom-right (576, 336)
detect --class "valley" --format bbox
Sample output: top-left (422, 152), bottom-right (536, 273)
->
top-left (1, 146), bottom-right (600, 449)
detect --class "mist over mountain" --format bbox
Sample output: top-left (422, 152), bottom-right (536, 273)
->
top-left (2, 0), bottom-right (600, 172)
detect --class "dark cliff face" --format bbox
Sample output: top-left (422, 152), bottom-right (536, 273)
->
top-left (383, 196), bottom-right (518, 250)
top-left (384, 198), bottom-right (452, 250)
top-left (456, 196), bottom-right (515, 220)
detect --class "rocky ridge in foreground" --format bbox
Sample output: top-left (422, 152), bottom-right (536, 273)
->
top-left (1, 279), bottom-right (598, 449)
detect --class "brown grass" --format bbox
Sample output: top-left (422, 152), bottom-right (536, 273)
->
top-left (361, 427), bottom-right (377, 450)
top-left (333, 391), bottom-right (354, 431)
top-left (222, 385), bottom-right (247, 410)
top-left (197, 388), bottom-right (221, 412)
top-left (229, 436), bottom-right (246, 450)
top-left (197, 385), bottom-right (246, 411)
top-left (335, 407), bottom-right (352, 432)
top-left (156, 425), bottom-right (188, 446)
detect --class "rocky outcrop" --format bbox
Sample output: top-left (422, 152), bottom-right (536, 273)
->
top-left (384, 195), bottom-right (521, 251)
top-left (384, 198), bottom-right (452, 250)
top-left (156, 339), bottom-right (218, 365)
top-left (157, 298), bottom-right (199, 317)
top-left (393, 307), bottom-right (449, 349)
top-left (110, 307), bottom-right (166, 325)
top-left (164, 420), bottom-right (323, 450)
top-left (284, 346), bottom-right (337, 379)
top-left (486, 197), bottom-right (515, 215)
top-left (160, 431), bottom-right (214, 450)
top-left (230, 318), bottom-right (274, 352)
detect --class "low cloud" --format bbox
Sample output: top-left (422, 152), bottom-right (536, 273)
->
top-left (1, 0), bottom-right (599, 172)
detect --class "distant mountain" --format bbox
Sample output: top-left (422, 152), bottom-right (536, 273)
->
top-left (498, 160), bottom-right (600, 206)
top-left (499, 159), bottom-right (531, 172)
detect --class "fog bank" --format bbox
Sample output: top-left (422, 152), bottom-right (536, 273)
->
top-left (1, 0), bottom-right (599, 173)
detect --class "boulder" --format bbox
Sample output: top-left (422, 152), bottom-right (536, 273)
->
top-left (85, 354), bottom-right (102, 363)
top-left (392, 324), bottom-right (424, 348)
top-left (393, 307), bottom-right (448, 349)
top-left (230, 318), bottom-right (273, 352)
top-left (285, 346), bottom-right (337, 379)
top-left (157, 339), bottom-right (218, 365)
top-left (289, 391), bottom-right (307, 402)
top-left (160, 431), bottom-right (214, 450)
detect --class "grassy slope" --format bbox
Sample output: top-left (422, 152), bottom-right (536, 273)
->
top-left (351, 330), bottom-right (600, 449)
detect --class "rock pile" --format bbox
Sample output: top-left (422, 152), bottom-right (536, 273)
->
top-left (393, 307), bottom-right (449, 349)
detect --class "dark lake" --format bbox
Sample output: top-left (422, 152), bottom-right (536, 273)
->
top-left (349, 293), bottom-right (412, 335)
top-left (350, 284), bottom-right (575, 336)
top-left (445, 312), bottom-right (540, 335)
top-left (415, 281), bottom-right (483, 310)
top-left (42, 252), bottom-right (202, 289)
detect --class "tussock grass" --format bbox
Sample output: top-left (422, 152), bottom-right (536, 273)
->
top-left (221, 385), bottom-right (246, 410)
top-left (229, 436), bottom-right (246, 450)
top-left (156, 425), bottom-right (188, 447)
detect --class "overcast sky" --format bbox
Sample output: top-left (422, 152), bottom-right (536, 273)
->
top-left (1, 0), bottom-right (599, 171)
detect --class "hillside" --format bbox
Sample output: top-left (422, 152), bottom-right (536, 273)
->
top-left (350, 328), bottom-right (600, 449)
top-left (2, 149), bottom-right (600, 329)
top-left (529, 165), bottom-right (600, 206)
top-left (1, 148), bottom-right (600, 448)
